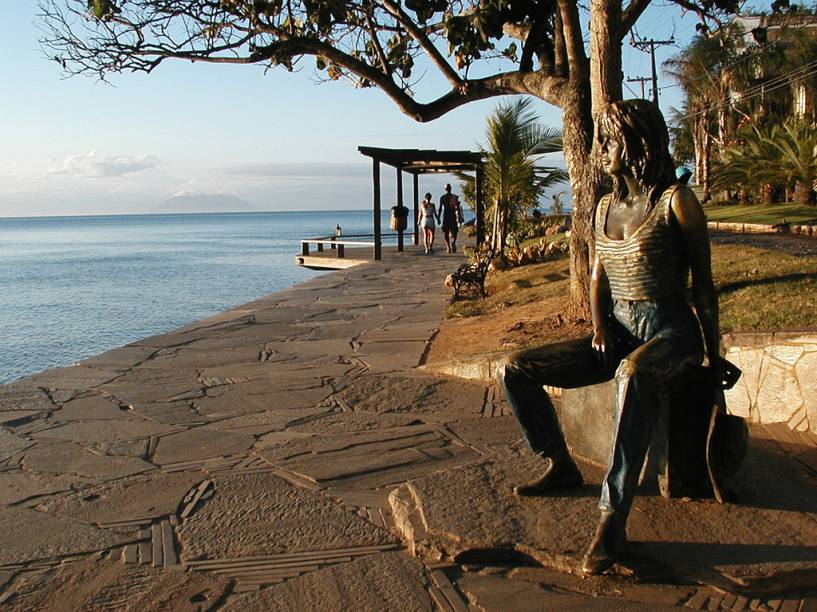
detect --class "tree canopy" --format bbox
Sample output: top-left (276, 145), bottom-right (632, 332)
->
top-left (40, 0), bottom-right (739, 316)
top-left (665, 4), bottom-right (817, 199)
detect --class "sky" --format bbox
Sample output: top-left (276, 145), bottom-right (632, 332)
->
top-left (0, 2), bottom-right (771, 217)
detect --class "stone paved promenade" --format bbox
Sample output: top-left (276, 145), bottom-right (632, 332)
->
top-left (1, 247), bottom-right (816, 611)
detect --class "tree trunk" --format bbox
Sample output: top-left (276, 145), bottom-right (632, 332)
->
top-left (557, 0), bottom-right (618, 321)
top-left (693, 104), bottom-right (712, 200)
top-left (760, 183), bottom-right (773, 205)
top-left (561, 87), bottom-right (598, 321)
top-left (794, 182), bottom-right (814, 205)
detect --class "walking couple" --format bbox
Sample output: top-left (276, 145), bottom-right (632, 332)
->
top-left (419, 184), bottom-right (464, 254)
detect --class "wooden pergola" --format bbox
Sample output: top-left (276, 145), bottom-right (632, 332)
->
top-left (358, 147), bottom-right (485, 260)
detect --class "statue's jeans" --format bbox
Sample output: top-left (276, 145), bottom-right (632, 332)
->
top-left (497, 295), bottom-right (703, 518)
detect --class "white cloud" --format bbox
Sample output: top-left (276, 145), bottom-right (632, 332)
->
top-left (48, 150), bottom-right (163, 178)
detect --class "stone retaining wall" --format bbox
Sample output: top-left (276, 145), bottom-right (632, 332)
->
top-left (422, 329), bottom-right (817, 435)
top-left (723, 331), bottom-right (817, 434)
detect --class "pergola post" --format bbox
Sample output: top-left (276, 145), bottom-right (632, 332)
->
top-left (475, 165), bottom-right (485, 247)
top-left (373, 159), bottom-right (382, 261)
top-left (396, 167), bottom-right (404, 252)
top-left (412, 173), bottom-right (419, 246)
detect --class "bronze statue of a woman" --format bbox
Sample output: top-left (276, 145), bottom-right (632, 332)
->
top-left (498, 99), bottom-right (735, 575)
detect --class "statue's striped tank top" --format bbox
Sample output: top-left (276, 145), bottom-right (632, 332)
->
top-left (594, 185), bottom-right (689, 301)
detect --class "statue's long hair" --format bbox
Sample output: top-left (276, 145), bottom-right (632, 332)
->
top-left (595, 99), bottom-right (676, 209)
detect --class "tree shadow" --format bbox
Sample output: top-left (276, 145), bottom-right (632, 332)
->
top-left (718, 272), bottom-right (817, 294)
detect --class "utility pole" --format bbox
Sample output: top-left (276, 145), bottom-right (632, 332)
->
top-left (626, 76), bottom-right (651, 100)
top-left (631, 37), bottom-right (674, 105)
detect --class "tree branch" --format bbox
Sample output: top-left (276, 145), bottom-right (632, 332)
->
top-left (620, 0), bottom-right (652, 37)
top-left (557, 0), bottom-right (588, 79)
top-left (364, 7), bottom-right (392, 76)
top-left (378, 0), bottom-right (462, 86)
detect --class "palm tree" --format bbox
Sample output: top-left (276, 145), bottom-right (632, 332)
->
top-left (712, 119), bottom-right (817, 205)
top-left (712, 123), bottom-right (779, 202)
top-left (457, 98), bottom-right (567, 253)
top-left (767, 120), bottom-right (817, 205)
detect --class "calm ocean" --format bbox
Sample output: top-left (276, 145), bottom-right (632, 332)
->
top-left (0, 210), bottom-right (396, 384)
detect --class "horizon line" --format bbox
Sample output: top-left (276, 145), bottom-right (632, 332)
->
top-left (0, 209), bottom-right (380, 221)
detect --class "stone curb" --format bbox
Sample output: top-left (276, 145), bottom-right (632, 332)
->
top-left (419, 350), bottom-right (507, 381)
top-left (422, 329), bottom-right (817, 434)
top-left (708, 221), bottom-right (817, 237)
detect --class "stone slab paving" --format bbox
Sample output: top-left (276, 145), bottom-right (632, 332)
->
top-left (177, 473), bottom-right (394, 560)
top-left (4, 559), bottom-right (228, 611)
top-left (2, 246), bottom-right (817, 609)
top-left (44, 472), bottom-right (202, 525)
top-left (0, 507), bottom-right (131, 565)
top-left (223, 552), bottom-right (434, 611)
top-left (389, 439), bottom-right (817, 592)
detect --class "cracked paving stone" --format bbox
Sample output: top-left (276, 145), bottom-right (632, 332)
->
top-left (32, 420), bottom-right (177, 444)
top-left (0, 384), bottom-right (55, 413)
top-left (339, 374), bottom-right (487, 419)
top-left (129, 401), bottom-right (207, 425)
top-left (144, 346), bottom-right (267, 370)
top-left (224, 551), bottom-right (433, 612)
top-left (194, 383), bottom-right (330, 419)
top-left (151, 427), bottom-right (255, 466)
top-left (0, 427), bottom-right (35, 462)
top-left (254, 431), bottom-right (316, 449)
top-left (206, 408), bottom-right (331, 435)
top-left (0, 472), bottom-right (91, 506)
top-left (506, 566), bottom-right (696, 610)
top-left (0, 507), bottom-right (130, 565)
top-left (5, 558), bottom-right (229, 612)
top-left (78, 345), bottom-right (159, 372)
top-left (259, 427), bottom-right (479, 490)
top-left (446, 416), bottom-right (524, 452)
top-left (45, 472), bottom-right (201, 524)
top-left (456, 570), bottom-right (679, 612)
top-left (177, 472), bottom-right (393, 561)
top-left (391, 440), bottom-right (817, 588)
top-left (0, 411), bottom-right (44, 426)
top-left (24, 440), bottom-right (154, 480)
top-left (98, 369), bottom-right (202, 407)
top-left (287, 411), bottom-right (423, 435)
top-left (26, 366), bottom-right (120, 392)
top-left (52, 395), bottom-right (143, 422)
top-left (85, 439), bottom-right (149, 458)
top-left (361, 323), bottom-right (438, 343)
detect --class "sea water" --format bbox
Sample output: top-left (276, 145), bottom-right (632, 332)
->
top-left (0, 210), bottom-right (398, 384)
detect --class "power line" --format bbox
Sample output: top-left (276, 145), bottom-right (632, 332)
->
top-left (626, 76), bottom-right (652, 99)
top-left (631, 35), bottom-right (675, 104)
top-left (678, 59), bottom-right (817, 121)
top-left (661, 38), bottom-right (778, 92)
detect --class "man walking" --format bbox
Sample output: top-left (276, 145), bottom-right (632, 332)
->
top-left (438, 184), bottom-right (464, 253)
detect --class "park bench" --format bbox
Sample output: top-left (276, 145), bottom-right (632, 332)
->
top-left (450, 248), bottom-right (494, 299)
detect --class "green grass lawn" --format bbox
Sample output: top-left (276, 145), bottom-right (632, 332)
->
top-left (712, 243), bottom-right (817, 331)
top-left (703, 202), bottom-right (817, 225)
top-left (446, 258), bottom-right (572, 319)
top-left (449, 243), bottom-right (817, 333)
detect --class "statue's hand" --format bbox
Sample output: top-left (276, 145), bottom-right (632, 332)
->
top-left (591, 326), bottom-right (616, 368)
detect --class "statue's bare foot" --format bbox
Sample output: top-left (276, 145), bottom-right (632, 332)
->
top-left (513, 457), bottom-right (583, 496)
top-left (581, 510), bottom-right (626, 575)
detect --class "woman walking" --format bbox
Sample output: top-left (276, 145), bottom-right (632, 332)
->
top-left (418, 193), bottom-right (438, 254)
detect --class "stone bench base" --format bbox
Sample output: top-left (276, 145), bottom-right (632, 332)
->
top-left (556, 373), bottom-right (715, 499)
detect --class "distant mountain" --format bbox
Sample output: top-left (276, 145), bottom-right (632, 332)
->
top-left (155, 194), bottom-right (260, 213)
